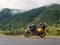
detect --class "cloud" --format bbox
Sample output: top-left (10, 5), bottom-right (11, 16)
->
top-left (0, 0), bottom-right (60, 10)
top-left (34, 0), bottom-right (60, 7)
top-left (0, 0), bottom-right (36, 9)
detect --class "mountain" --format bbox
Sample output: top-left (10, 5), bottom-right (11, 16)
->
top-left (33, 4), bottom-right (60, 25)
top-left (0, 7), bottom-right (46, 30)
top-left (0, 4), bottom-right (60, 30)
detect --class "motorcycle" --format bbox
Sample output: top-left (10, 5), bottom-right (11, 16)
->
top-left (24, 28), bottom-right (46, 38)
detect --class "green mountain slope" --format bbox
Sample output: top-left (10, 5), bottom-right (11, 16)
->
top-left (33, 4), bottom-right (60, 25)
top-left (0, 7), bottom-right (46, 30)
top-left (0, 4), bottom-right (60, 30)
top-left (0, 8), bottom-right (11, 21)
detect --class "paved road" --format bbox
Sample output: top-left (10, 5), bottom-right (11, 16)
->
top-left (0, 36), bottom-right (60, 45)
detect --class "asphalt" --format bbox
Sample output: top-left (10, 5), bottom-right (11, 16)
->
top-left (0, 36), bottom-right (60, 45)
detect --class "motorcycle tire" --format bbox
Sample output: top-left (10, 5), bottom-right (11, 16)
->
top-left (40, 32), bottom-right (46, 38)
top-left (24, 31), bottom-right (31, 37)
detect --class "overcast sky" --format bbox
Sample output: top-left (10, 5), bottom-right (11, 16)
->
top-left (0, 0), bottom-right (60, 10)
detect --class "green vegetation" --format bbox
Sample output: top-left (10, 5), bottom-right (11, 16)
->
top-left (46, 26), bottom-right (60, 36)
top-left (0, 4), bottom-right (60, 36)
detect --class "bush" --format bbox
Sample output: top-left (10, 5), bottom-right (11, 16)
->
top-left (4, 29), bottom-right (25, 35)
top-left (46, 27), bottom-right (60, 36)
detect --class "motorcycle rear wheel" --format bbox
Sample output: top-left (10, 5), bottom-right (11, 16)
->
top-left (24, 31), bottom-right (31, 37)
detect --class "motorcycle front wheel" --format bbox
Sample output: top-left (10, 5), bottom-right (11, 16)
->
top-left (40, 32), bottom-right (46, 38)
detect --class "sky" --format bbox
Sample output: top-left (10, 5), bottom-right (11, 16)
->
top-left (0, 0), bottom-right (60, 10)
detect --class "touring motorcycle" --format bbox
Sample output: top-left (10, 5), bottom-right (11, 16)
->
top-left (24, 28), bottom-right (46, 38)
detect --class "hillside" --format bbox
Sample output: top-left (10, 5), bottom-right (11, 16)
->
top-left (33, 4), bottom-right (60, 25)
top-left (0, 4), bottom-right (60, 31)
top-left (0, 7), bottom-right (46, 30)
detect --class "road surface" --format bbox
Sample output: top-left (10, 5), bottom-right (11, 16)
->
top-left (0, 36), bottom-right (60, 45)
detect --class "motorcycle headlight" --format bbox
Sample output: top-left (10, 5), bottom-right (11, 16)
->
top-left (37, 28), bottom-right (42, 32)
